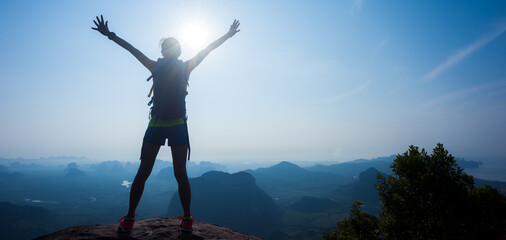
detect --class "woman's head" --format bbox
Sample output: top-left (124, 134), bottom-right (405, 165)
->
top-left (160, 37), bottom-right (181, 59)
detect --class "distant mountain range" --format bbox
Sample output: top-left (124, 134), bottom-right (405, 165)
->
top-left (306, 155), bottom-right (395, 181)
top-left (0, 154), bottom-right (503, 240)
top-left (245, 161), bottom-right (352, 205)
top-left (0, 154), bottom-right (485, 174)
top-left (0, 156), bottom-right (92, 168)
top-left (305, 156), bottom-right (394, 180)
top-left (0, 163), bottom-right (23, 180)
top-left (166, 171), bottom-right (282, 237)
top-left (305, 155), bottom-right (482, 179)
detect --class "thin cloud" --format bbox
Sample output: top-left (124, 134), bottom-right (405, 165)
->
top-left (327, 80), bottom-right (371, 103)
top-left (421, 80), bottom-right (506, 109)
top-left (370, 38), bottom-right (390, 60)
top-left (351, 0), bottom-right (364, 13)
top-left (422, 23), bottom-right (506, 81)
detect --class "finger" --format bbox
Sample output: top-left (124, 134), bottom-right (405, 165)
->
top-left (236, 22), bottom-right (240, 28)
top-left (93, 20), bottom-right (99, 27)
top-left (101, 15), bottom-right (104, 24)
top-left (96, 16), bottom-right (101, 24)
top-left (91, 27), bottom-right (98, 30)
top-left (106, 21), bottom-right (109, 28)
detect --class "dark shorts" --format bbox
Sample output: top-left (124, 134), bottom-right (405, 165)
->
top-left (143, 124), bottom-right (189, 146)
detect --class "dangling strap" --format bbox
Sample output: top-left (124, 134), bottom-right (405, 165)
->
top-left (146, 59), bottom-right (159, 98)
top-left (184, 117), bottom-right (191, 161)
top-left (146, 74), bottom-right (154, 98)
top-left (148, 84), bottom-right (154, 97)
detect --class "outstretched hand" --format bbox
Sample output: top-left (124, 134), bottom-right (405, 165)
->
top-left (92, 15), bottom-right (111, 36)
top-left (227, 19), bottom-right (240, 38)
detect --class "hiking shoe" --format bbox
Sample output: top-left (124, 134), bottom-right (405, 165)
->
top-left (118, 215), bottom-right (136, 233)
top-left (180, 215), bottom-right (193, 232)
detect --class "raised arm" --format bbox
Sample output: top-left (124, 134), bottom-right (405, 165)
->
top-left (92, 15), bottom-right (155, 72)
top-left (186, 19), bottom-right (240, 73)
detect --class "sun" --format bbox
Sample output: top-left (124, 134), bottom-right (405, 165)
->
top-left (179, 22), bottom-right (211, 53)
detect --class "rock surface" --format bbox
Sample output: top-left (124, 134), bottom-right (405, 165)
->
top-left (34, 216), bottom-right (263, 240)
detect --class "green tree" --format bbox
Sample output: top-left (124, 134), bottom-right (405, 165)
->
top-left (375, 143), bottom-right (506, 240)
top-left (323, 200), bottom-right (381, 240)
top-left (467, 185), bottom-right (506, 240)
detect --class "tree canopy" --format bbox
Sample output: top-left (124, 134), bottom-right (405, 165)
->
top-left (375, 143), bottom-right (505, 240)
top-left (324, 143), bottom-right (506, 240)
top-left (323, 200), bottom-right (381, 240)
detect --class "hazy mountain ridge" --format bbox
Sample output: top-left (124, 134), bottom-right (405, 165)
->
top-left (305, 155), bottom-right (483, 180)
top-left (0, 155), bottom-right (503, 240)
top-left (166, 171), bottom-right (282, 237)
top-left (245, 161), bottom-right (352, 206)
top-left (305, 159), bottom-right (393, 180)
top-left (0, 154), bottom-right (485, 176)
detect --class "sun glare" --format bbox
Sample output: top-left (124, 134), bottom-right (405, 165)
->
top-left (179, 22), bottom-right (211, 53)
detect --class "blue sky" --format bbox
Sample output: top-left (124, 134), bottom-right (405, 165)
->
top-left (0, 0), bottom-right (505, 165)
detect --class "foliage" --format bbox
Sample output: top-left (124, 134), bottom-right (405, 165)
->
top-left (467, 185), bottom-right (506, 240)
top-left (323, 200), bottom-right (381, 240)
top-left (375, 143), bottom-right (506, 240)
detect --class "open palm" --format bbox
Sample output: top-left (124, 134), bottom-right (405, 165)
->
top-left (227, 19), bottom-right (240, 37)
top-left (91, 15), bottom-right (111, 36)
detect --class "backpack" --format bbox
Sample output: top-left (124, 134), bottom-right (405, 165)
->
top-left (147, 58), bottom-right (188, 121)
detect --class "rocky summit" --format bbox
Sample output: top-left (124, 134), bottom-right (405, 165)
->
top-left (35, 216), bottom-right (263, 240)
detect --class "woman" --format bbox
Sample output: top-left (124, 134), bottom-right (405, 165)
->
top-left (92, 15), bottom-right (240, 233)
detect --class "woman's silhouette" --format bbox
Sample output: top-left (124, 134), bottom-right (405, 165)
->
top-left (92, 15), bottom-right (240, 233)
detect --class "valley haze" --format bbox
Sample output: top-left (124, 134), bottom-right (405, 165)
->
top-left (1, 153), bottom-right (504, 240)
top-left (1, 154), bottom-right (503, 181)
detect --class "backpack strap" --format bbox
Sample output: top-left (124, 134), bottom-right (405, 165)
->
top-left (146, 58), bottom-right (166, 106)
top-left (146, 58), bottom-right (163, 98)
top-left (147, 85), bottom-right (154, 98)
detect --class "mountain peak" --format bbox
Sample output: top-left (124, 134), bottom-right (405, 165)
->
top-left (35, 216), bottom-right (262, 240)
top-left (272, 161), bottom-right (301, 169)
top-left (358, 167), bottom-right (386, 182)
top-left (199, 170), bottom-right (256, 185)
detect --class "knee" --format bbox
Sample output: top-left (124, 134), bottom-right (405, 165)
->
top-left (135, 167), bottom-right (152, 182)
top-left (174, 170), bottom-right (188, 184)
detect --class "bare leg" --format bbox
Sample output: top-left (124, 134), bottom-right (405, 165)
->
top-left (171, 144), bottom-right (191, 218)
top-left (127, 142), bottom-right (161, 218)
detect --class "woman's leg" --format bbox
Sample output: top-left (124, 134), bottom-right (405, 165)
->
top-left (171, 144), bottom-right (191, 217)
top-left (127, 141), bottom-right (161, 218)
